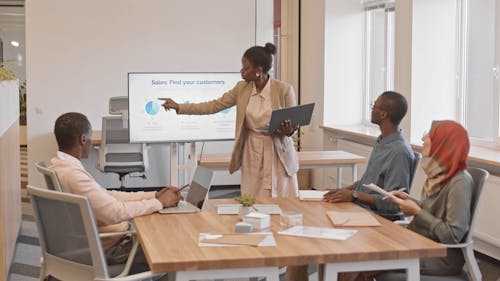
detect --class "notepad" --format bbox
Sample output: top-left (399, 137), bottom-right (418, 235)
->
top-left (278, 225), bottom-right (357, 240)
top-left (198, 232), bottom-right (276, 247)
top-left (327, 211), bottom-right (381, 226)
top-left (298, 190), bottom-right (327, 201)
top-left (200, 234), bottom-right (266, 246)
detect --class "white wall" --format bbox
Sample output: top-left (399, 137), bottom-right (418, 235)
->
top-left (300, 0), bottom-right (326, 186)
top-left (26, 0), bottom-right (260, 187)
top-left (323, 0), bottom-right (364, 128)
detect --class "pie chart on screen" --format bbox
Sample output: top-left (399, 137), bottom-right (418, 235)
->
top-left (145, 101), bottom-right (160, 116)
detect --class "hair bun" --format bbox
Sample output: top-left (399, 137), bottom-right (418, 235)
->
top-left (264, 43), bottom-right (277, 55)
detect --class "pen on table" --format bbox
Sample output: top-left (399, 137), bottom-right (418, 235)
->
top-left (339, 218), bottom-right (350, 226)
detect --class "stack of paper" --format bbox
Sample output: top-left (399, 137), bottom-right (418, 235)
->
top-left (243, 212), bottom-right (270, 229)
top-left (327, 211), bottom-right (381, 226)
top-left (217, 204), bottom-right (282, 215)
top-left (278, 225), bottom-right (357, 240)
top-left (298, 190), bottom-right (327, 201)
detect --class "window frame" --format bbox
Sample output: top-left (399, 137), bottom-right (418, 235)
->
top-left (362, 1), bottom-right (395, 126)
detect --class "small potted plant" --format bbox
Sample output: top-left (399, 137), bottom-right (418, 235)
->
top-left (235, 195), bottom-right (256, 219)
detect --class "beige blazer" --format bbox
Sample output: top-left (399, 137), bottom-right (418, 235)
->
top-left (178, 79), bottom-right (299, 176)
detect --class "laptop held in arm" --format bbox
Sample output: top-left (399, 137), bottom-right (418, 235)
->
top-left (267, 103), bottom-right (315, 134)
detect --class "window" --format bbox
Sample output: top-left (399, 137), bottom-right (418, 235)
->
top-left (463, 0), bottom-right (497, 143)
top-left (363, 1), bottom-right (395, 123)
top-left (412, 0), bottom-right (499, 145)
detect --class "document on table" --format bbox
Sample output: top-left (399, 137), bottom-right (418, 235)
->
top-left (363, 183), bottom-right (403, 203)
top-left (278, 225), bottom-right (357, 240)
top-left (217, 204), bottom-right (282, 215)
top-left (298, 190), bottom-right (328, 201)
top-left (199, 232), bottom-right (276, 247)
top-left (327, 211), bottom-right (381, 227)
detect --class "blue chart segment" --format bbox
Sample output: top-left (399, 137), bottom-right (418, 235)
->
top-left (145, 101), bottom-right (160, 115)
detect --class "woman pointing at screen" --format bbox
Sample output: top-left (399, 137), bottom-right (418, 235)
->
top-left (160, 43), bottom-right (299, 198)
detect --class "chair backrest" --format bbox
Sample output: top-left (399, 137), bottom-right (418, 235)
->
top-left (98, 116), bottom-right (148, 172)
top-left (109, 96), bottom-right (128, 115)
top-left (28, 185), bottom-right (110, 280)
top-left (464, 167), bottom-right (489, 243)
top-left (409, 151), bottom-right (422, 192)
top-left (35, 160), bottom-right (63, 192)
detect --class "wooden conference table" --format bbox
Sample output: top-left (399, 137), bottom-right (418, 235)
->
top-left (198, 150), bottom-right (367, 188)
top-left (133, 198), bottom-right (445, 281)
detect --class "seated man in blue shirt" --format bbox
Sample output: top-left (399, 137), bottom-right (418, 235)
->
top-left (323, 91), bottom-right (415, 220)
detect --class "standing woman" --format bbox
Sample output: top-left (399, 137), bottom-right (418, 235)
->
top-left (160, 43), bottom-right (299, 198)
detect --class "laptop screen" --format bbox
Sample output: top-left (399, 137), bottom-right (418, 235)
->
top-left (185, 166), bottom-right (214, 209)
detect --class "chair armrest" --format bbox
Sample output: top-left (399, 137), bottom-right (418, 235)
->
top-left (95, 270), bottom-right (164, 281)
top-left (114, 236), bottom-right (141, 278)
top-left (440, 241), bottom-right (472, 249)
top-left (99, 230), bottom-right (136, 238)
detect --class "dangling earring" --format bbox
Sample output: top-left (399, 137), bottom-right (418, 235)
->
top-left (256, 73), bottom-right (260, 77)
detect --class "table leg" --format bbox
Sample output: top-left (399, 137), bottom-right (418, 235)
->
top-left (170, 266), bottom-right (279, 281)
top-left (337, 167), bottom-right (343, 188)
top-left (323, 258), bottom-right (420, 281)
top-left (406, 260), bottom-right (420, 281)
top-left (170, 143), bottom-right (178, 186)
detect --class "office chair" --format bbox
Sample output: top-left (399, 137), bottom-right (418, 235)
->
top-left (109, 96), bottom-right (129, 129)
top-left (98, 116), bottom-right (148, 190)
top-left (28, 185), bottom-right (162, 281)
top-left (35, 160), bottom-right (63, 192)
top-left (377, 167), bottom-right (489, 281)
top-left (108, 96), bottom-right (128, 115)
top-left (409, 151), bottom-right (422, 191)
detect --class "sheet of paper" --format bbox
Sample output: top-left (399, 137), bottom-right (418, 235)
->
top-left (253, 204), bottom-right (282, 215)
top-left (199, 232), bottom-right (276, 247)
top-left (298, 190), bottom-right (327, 201)
top-left (200, 234), bottom-right (266, 246)
top-left (217, 204), bottom-right (281, 215)
top-left (363, 183), bottom-right (403, 203)
top-left (278, 225), bottom-right (357, 240)
top-left (327, 211), bottom-right (381, 226)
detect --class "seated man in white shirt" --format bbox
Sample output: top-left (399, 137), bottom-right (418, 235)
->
top-left (49, 112), bottom-right (181, 267)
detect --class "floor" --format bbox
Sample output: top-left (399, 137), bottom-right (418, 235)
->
top-left (7, 146), bottom-right (500, 281)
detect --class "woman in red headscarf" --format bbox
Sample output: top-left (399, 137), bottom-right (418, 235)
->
top-left (338, 121), bottom-right (472, 281)
top-left (386, 120), bottom-right (473, 277)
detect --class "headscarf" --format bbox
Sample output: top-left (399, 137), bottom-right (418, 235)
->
top-left (422, 120), bottom-right (470, 197)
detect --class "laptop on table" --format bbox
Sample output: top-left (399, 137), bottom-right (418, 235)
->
top-left (159, 166), bottom-right (214, 214)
